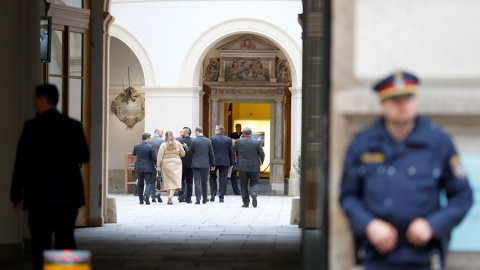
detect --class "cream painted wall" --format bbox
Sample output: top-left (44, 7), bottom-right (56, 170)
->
top-left (111, 0), bottom-right (302, 86)
top-left (110, 37), bottom-right (145, 90)
top-left (354, 0), bottom-right (480, 79)
top-left (108, 38), bottom-right (146, 171)
top-left (234, 103), bottom-right (270, 120)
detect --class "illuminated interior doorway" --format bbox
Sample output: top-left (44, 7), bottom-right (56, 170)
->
top-left (227, 103), bottom-right (271, 178)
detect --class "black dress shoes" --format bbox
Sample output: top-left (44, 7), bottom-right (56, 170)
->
top-left (220, 198), bottom-right (224, 203)
top-left (252, 195), bottom-right (257, 208)
top-left (210, 196), bottom-right (215, 202)
top-left (195, 201), bottom-right (200, 205)
top-left (145, 198), bottom-right (150, 205)
top-left (203, 200), bottom-right (208, 204)
top-left (242, 204), bottom-right (249, 208)
top-left (139, 201), bottom-right (144, 205)
top-left (151, 198), bottom-right (156, 202)
top-left (179, 193), bottom-right (186, 202)
top-left (156, 195), bottom-right (162, 203)
top-left (186, 200), bottom-right (192, 204)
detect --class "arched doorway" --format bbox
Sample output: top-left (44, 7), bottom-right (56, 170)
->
top-left (201, 34), bottom-right (292, 194)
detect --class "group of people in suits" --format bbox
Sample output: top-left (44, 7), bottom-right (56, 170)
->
top-left (132, 124), bottom-right (265, 208)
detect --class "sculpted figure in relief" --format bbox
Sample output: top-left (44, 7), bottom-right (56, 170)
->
top-left (240, 38), bottom-right (256, 50)
top-left (203, 58), bottom-right (219, 82)
top-left (276, 61), bottom-right (291, 83)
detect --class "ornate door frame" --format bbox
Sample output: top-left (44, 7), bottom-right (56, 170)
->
top-left (206, 82), bottom-right (289, 194)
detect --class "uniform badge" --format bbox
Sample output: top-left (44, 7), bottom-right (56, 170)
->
top-left (360, 152), bottom-right (385, 164)
top-left (449, 156), bottom-right (467, 180)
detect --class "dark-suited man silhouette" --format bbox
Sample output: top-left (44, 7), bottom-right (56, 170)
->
top-left (10, 84), bottom-right (90, 270)
top-left (187, 126), bottom-right (215, 204)
top-left (133, 133), bottom-right (156, 205)
top-left (178, 127), bottom-right (194, 203)
top-left (209, 125), bottom-right (234, 203)
top-left (232, 127), bottom-right (265, 208)
top-left (150, 127), bottom-right (164, 202)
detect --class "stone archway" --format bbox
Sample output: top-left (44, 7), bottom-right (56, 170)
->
top-left (203, 34), bottom-right (292, 194)
top-left (206, 83), bottom-right (289, 193)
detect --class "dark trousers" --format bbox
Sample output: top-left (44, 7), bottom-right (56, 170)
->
top-left (136, 172), bottom-right (153, 202)
top-left (209, 166), bottom-right (229, 199)
top-left (179, 167), bottom-right (193, 201)
top-left (239, 171), bottom-right (260, 205)
top-left (193, 168), bottom-right (209, 203)
top-left (229, 168), bottom-right (240, 195)
top-left (29, 204), bottom-right (79, 270)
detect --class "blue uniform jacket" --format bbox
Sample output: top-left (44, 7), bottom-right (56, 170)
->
top-left (339, 116), bottom-right (473, 266)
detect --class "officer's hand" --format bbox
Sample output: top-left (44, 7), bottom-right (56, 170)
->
top-left (406, 218), bottom-right (433, 247)
top-left (366, 219), bottom-right (398, 254)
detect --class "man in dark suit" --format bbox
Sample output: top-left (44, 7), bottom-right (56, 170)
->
top-left (229, 138), bottom-right (241, 195)
top-left (232, 126), bottom-right (265, 208)
top-left (132, 133), bottom-right (156, 205)
top-left (10, 84), bottom-right (90, 270)
top-left (230, 123), bottom-right (243, 139)
top-left (187, 126), bottom-right (215, 204)
top-left (229, 123), bottom-right (243, 194)
top-left (177, 127), bottom-right (193, 203)
top-left (149, 127), bottom-right (164, 202)
top-left (151, 128), bottom-right (164, 157)
top-left (209, 125), bottom-right (234, 203)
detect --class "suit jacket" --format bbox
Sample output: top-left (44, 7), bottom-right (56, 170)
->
top-left (133, 141), bottom-right (156, 173)
top-left (187, 135), bottom-right (215, 169)
top-left (150, 135), bottom-right (164, 159)
top-left (210, 133), bottom-right (234, 167)
top-left (232, 137), bottom-right (265, 172)
top-left (178, 136), bottom-right (193, 168)
top-left (10, 109), bottom-right (90, 210)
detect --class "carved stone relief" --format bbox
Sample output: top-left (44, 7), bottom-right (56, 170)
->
top-left (225, 58), bottom-right (270, 81)
top-left (276, 59), bottom-right (291, 83)
top-left (204, 34), bottom-right (292, 84)
top-left (110, 87), bottom-right (145, 128)
top-left (240, 38), bottom-right (256, 50)
top-left (203, 58), bottom-right (219, 82)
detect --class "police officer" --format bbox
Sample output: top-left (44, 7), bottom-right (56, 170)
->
top-left (339, 71), bottom-right (473, 270)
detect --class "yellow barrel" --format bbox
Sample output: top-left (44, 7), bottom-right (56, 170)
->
top-left (43, 250), bottom-right (91, 270)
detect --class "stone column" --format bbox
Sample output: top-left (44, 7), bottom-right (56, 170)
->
top-left (199, 90), bottom-right (205, 128)
top-left (270, 95), bottom-right (285, 194)
top-left (218, 57), bottom-right (225, 82)
top-left (210, 96), bottom-right (219, 137)
top-left (289, 87), bottom-right (302, 196)
top-left (102, 12), bottom-right (115, 224)
top-left (270, 58), bottom-right (277, 83)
